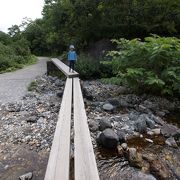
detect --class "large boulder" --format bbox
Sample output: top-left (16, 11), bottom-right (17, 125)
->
top-left (99, 118), bottom-right (112, 131)
top-left (97, 128), bottom-right (119, 149)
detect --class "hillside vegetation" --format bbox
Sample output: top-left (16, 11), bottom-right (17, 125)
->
top-left (0, 0), bottom-right (179, 96)
top-left (0, 31), bottom-right (36, 73)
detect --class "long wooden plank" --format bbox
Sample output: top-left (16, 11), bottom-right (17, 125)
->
top-left (73, 77), bottom-right (100, 180)
top-left (44, 78), bottom-right (72, 180)
top-left (52, 58), bottom-right (79, 78)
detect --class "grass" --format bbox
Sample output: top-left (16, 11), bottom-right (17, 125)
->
top-left (101, 77), bottom-right (124, 85)
top-left (27, 80), bottom-right (38, 91)
top-left (0, 55), bottom-right (37, 74)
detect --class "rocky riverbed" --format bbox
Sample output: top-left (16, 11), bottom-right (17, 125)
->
top-left (82, 80), bottom-right (180, 180)
top-left (0, 76), bottom-right (179, 180)
top-left (0, 75), bottom-right (64, 179)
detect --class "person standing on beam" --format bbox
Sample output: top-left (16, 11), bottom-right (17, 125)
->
top-left (68, 45), bottom-right (77, 73)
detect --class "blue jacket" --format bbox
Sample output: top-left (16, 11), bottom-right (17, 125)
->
top-left (68, 51), bottom-right (77, 61)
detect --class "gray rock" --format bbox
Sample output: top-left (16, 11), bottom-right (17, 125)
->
top-left (107, 98), bottom-right (120, 107)
top-left (88, 120), bottom-right (99, 132)
top-left (138, 104), bottom-right (147, 112)
top-left (161, 124), bottom-right (180, 138)
top-left (143, 100), bottom-right (158, 111)
top-left (102, 103), bottom-right (114, 112)
top-left (117, 130), bottom-right (126, 143)
top-left (56, 90), bottom-right (63, 98)
top-left (19, 172), bottom-right (33, 180)
top-left (82, 88), bottom-right (93, 101)
top-left (55, 79), bottom-right (63, 87)
top-left (129, 112), bottom-right (140, 121)
top-left (150, 114), bottom-right (164, 125)
top-left (97, 128), bottom-right (119, 149)
top-left (165, 137), bottom-right (178, 148)
top-left (119, 98), bottom-right (130, 107)
top-left (99, 118), bottom-right (112, 131)
top-left (6, 103), bottom-right (21, 112)
top-left (147, 131), bottom-right (154, 136)
top-left (134, 115), bottom-right (147, 133)
top-left (156, 111), bottom-right (166, 117)
top-left (131, 172), bottom-right (156, 180)
top-left (146, 118), bottom-right (155, 129)
top-left (152, 128), bottom-right (161, 135)
top-left (26, 116), bottom-right (37, 123)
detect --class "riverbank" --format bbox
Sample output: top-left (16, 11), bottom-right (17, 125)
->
top-left (0, 75), bottom-right (179, 179)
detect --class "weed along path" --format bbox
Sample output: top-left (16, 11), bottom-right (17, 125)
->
top-left (0, 57), bottom-right (48, 103)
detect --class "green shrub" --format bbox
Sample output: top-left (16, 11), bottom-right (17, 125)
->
top-left (28, 80), bottom-right (38, 91)
top-left (108, 35), bottom-right (180, 96)
top-left (76, 54), bottom-right (100, 79)
top-left (0, 40), bottom-right (36, 73)
top-left (101, 77), bottom-right (124, 85)
top-left (75, 54), bottom-right (114, 79)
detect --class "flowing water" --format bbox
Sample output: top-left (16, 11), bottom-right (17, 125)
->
top-left (95, 114), bottom-right (180, 180)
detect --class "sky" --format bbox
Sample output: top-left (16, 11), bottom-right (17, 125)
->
top-left (0, 0), bottom-right (44, 33)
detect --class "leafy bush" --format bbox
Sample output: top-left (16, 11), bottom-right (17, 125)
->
top-left (0, 41), bottom-right (36, 73)
top-left (75, 54), bottom-right (114, 79)
top-left (108, 35), bottom-right (180, 96)
top-left (101, 77), bottom-right (124, 85)
top-left (76, 54), bottom-right (100, 79)
top-left (28, 80), bottom-right (38, 91)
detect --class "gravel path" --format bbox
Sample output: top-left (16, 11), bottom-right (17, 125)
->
top-left (0, 57), bottom-right (48, 103)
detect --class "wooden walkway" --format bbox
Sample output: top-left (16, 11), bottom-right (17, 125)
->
top-left (52, 58), bottom-right (79, 78)
top-left (45, 59), bottom-right (99, 180)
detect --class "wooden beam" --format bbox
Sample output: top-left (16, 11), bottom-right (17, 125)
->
top-left (52, 58), bottom-right (79, 78)
top-left (73, 77), bottom-right (100, 180)
top-left (44, 78), bottom-right (72, 180)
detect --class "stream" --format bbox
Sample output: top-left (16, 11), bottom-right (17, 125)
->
top-left (95, 113), bottom-right (180, 180)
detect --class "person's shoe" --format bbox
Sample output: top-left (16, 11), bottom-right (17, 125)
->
top-left (72, 70), bottom-right (74, 73)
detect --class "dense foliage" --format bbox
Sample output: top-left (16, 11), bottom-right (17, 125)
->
top-left (108, 35), bottom-right (180, 96)
top-left (22, 0), bottom-right (180, 55)
top-left (0, 31), bottom-right (36, 73)
top-left (75, 54), bottom-right (113, 79)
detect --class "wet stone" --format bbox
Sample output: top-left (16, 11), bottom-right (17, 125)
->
top-left (97, 128), bottom-right (119, 149)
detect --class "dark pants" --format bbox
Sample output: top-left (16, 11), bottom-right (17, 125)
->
top-left (69, 60), bottom-right (75, 71)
